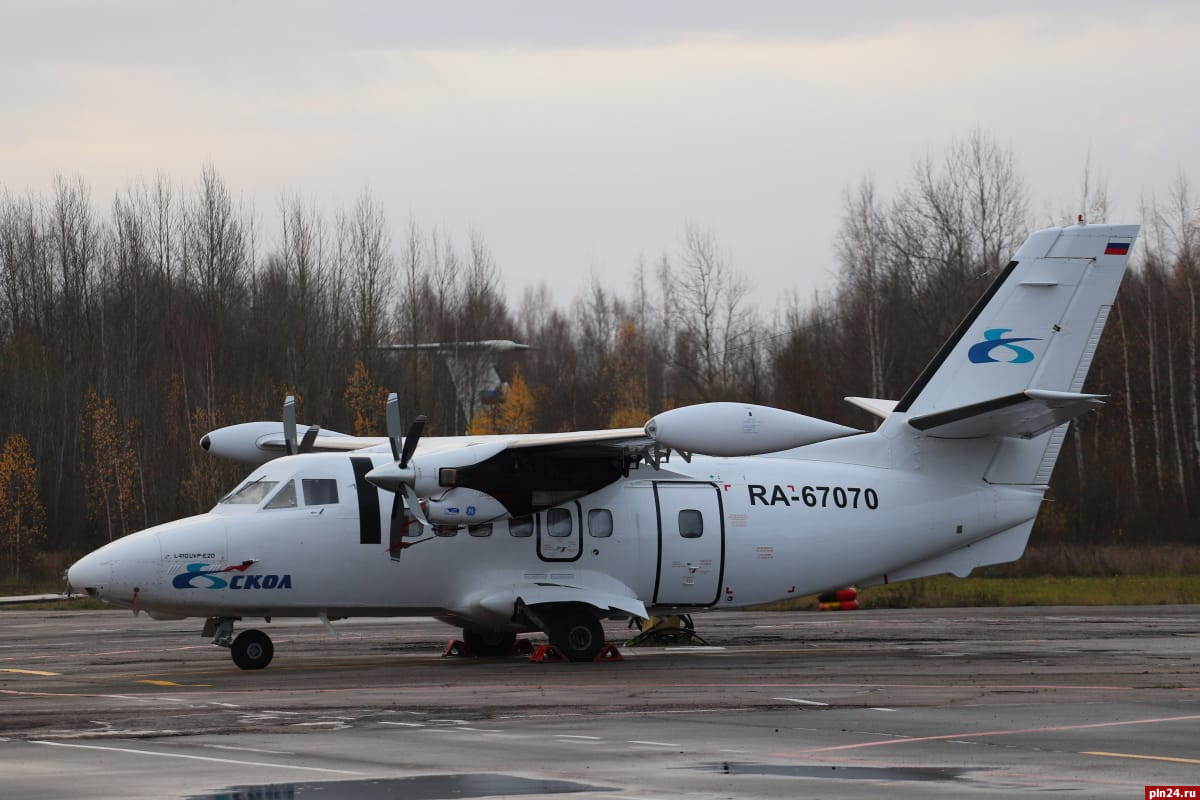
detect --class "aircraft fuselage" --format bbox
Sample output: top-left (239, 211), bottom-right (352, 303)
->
top-left (73, 447), bottom-right (1041, 629)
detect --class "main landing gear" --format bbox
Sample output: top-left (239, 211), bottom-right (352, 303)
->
top-left (540, 605), bottom-right (605, 662)
top-left (461, 627), bottom-right (518, 657)
top-left (204, 616), bottom-right (275, 670)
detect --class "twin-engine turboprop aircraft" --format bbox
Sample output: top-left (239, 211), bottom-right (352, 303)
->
top-left (69, 222), bottom-right (1139, 669)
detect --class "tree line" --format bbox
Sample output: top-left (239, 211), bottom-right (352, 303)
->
top-left (1, 133), bottom-right (1196, 581)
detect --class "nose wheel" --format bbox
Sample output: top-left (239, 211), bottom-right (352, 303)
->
top-left (203, 617), bottom-right (274, 670)
top-left (231, 629), bottom-right (274, 670)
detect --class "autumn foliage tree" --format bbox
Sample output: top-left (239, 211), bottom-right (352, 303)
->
top-left (607, 320), bottom-right (651, 428)
top-left (2, 150), bottom-right (1199, 580)
top-left (84, 389), bottom-right (143, 541)
top-left (344, 359), bottom-right (388, 437)
top-left (0, 434), bottom-right (47, 580)
top-left (178, 405), bottom-right (243, 515)
top-left (468, 368), bottom-right (536, 434)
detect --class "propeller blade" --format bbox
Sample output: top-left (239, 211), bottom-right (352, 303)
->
top-left (283, 395), bottom-right (298, 456)
top-left (299, 424), bottom-right (320, 453)
top-left (385, 392), bottom-right (402, 461)
top-left (399, 415), bottom-right (426, 468)
top-left (402, 483), bottom-right (428, 526)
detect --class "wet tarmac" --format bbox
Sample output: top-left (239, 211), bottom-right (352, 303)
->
top-left (2, 606), bottom-right (1199, 799)
top-left (184, 774), bottom-right (610, 800)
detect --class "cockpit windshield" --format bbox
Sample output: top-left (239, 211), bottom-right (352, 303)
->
top-left (264, 480), bottom-right (297, 509)
top-left (220, 478), bottom-right (279, 505)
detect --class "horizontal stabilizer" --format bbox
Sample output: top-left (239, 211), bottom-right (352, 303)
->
top-left (844, 397), bottom-right (898, 421)
top-left (907, 390), bottom-right (1105, 439)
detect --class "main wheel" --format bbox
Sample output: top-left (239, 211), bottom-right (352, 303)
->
top-left (546, 607), bottom-right (605, 662)
top-left (462, 627), bottom-right (517, 657)
top-left (231, 629), bottom-right (274, 670)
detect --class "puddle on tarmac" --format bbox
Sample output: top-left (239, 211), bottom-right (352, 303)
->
top-left (186, 773), bottom-right (611, 800)
top-left (702, 761), bottom-right (970, 782)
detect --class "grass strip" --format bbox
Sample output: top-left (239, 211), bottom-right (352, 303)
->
top-left (755, 575), bottom-right (1200, 611)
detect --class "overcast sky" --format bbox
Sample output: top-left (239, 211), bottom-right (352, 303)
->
top-left (3, 1), bottom-right (1198, 313)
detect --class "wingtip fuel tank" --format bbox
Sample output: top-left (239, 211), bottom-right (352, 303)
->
top-left (644, 402), bottom-right (860, 456)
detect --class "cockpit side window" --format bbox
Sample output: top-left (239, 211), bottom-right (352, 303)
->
top-left (265, 480), bottom-right (298, 509)
top-left (302, 478), bottom-right (339, 505)
top-left (221, 479), bottom-right (279, 505)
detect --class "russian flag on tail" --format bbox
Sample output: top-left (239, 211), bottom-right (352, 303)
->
top-left (1104, 241), bottom-right (1131, 255)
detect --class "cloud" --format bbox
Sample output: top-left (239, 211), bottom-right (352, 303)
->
top-left (1, 3), bottom-right (1197, 310)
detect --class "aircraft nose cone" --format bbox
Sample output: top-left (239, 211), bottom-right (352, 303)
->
top-left (67, 529), bottom-right (162, 604)
top-left (67, 553), bottom-right (107, 598)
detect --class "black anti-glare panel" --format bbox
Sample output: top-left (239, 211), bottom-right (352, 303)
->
top-left (350, 457), bottom-right (381, 545)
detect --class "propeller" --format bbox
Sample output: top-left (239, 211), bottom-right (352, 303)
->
top-left (282, 395), bottom-right (320, 456)
top-left (383, 392), bottom-right (429, 526)
top-left (284, 396), bottom-right (298, 455)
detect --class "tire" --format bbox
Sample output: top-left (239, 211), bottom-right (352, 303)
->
top-left (462, 627), bottom-right (517, 658)
top-left (546, 607), bottom-right (605, 662)
top-left (231, 629), bottom-right (274, 670)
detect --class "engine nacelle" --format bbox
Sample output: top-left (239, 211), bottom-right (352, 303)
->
top-left (200, 421), bottom-right (354, 464)
top-left (200, 422), bottom-right (293, 464)
top-left (425, 488), bottom-right (510, 526)
top-left (367, 440), bottom-right (508, 498)
top-left (644, 402), bottom-right (859, 456)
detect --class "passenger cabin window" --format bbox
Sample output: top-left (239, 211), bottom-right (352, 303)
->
top-left (547, 507), bottom-right (572, 538)
top-left (221, 479), bottom-right (278, 505)
top-left (265, 481), bottom-right (298, 509)
top-left (468, 523), bottom-right (492, 538)
top-left (302, 478), bottom-right (339, 505)
top-left (588, 509), bottom-right (613, 538)
top-left (509, 516), bottom-right (534, 537)
top-left (678, 509), bottom-right (703, 538)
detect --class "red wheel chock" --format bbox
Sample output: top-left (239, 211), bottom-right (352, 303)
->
top-left (510, 638), bottom-right (534, 656)
top-left (529, 644), bottom-right (567, 663)
top-left (442, 639), bottom-right (471, 657)
top-left (528, 643), bottom-right (624, 663)
top-left (593, 643), bottom-right (623, 662)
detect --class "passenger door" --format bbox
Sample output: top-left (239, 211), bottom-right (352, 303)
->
top-left (653, 481), bottom-right (724, 606)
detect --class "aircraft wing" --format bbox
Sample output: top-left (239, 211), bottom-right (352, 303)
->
top-left (907, 390), bottom-right (1105, 439)
top-left (262, 432), bottom-right (387, 454)
top-left (473, 581), bottom-right (648, 622)
top-left (494, 428), bottom-right (651, 456)
top-left (204, 418), bottom-right (657, 467)
top-left (399, 428), bottom-right (655, 461)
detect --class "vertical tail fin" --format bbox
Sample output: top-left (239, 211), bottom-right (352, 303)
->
top-left (880, 222), bottom-right (1139, 484)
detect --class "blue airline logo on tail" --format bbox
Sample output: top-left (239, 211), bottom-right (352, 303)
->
top-left (968, 328), bottom-right (1040, 364)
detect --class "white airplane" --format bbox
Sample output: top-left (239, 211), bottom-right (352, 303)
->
top-left (68, 222), bottom-right (1139, 669)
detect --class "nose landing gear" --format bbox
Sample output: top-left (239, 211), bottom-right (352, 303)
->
top-left (202, 616), bottom-right (275, 670)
